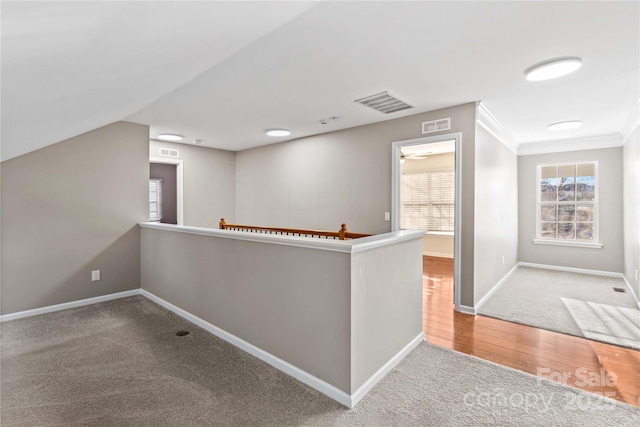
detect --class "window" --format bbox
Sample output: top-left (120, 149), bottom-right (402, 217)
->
top-left (537, 162), bottom-right (598, 244)
top-left (400, 171), bottom-right (454, 232)
top-left (149, 179), bottom-right (162, 222)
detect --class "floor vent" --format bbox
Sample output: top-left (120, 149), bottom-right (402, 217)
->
top-left (354, 91), bottom-right (414, 114)
top-left (159, 148), bottom-right (179, 158)
top-left (612, 287), bottom-right (626, 293)
top-left (176, 330), bottom-right (191, 337)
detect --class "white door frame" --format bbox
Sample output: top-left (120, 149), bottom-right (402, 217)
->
top-left (150, 157), bottom-right (184, 226)
top-left (391, 132), bottom-right (462, 312)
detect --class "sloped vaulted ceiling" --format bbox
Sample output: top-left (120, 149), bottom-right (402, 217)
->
top-left (2, 1), bottom-right (638, 161)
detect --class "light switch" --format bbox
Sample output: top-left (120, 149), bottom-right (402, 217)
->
top-left (384, 212), bottom-right (391, 222)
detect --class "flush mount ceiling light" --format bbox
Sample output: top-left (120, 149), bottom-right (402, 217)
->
top-left (548, 120), bottom-right (582, 131)
top-left (157, 133), bottom-right (183, 141)
top-left (266, 129), bottom-right (291, 137)
top-left (525, 57), bottom-right (582, 81)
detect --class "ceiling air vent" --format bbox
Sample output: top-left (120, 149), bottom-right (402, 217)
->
top-left (354, 91), bottom-right (414, 114)
top-left (159, 148), bottom-right (179, 158)
top-left (422, 118), bottom-right (451, 134)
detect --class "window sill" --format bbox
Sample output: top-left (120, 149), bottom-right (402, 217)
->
top-left (532, 238), bottom-right (603, 249)
top-left (426, 231), bottom-right (454, 237)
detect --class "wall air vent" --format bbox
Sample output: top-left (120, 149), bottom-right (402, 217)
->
top-left (354, 91), bottom-right (414, 114)
top-left (422, 118), bottom-right (451, 134)
top-left (159, 148), bottom-right (179, 158)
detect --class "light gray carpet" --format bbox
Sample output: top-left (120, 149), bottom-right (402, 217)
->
top-left (479, 267), bottom-right (640, 350)
top-left (2, 296), bottom-right (639, 426)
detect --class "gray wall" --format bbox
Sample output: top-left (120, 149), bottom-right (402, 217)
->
top-left (236, 102), bottom-right (478, 306)
top-left (350, 238), bottom-right (422, 391)
top-left (474, 125), bottom-right (519, 304)
top-left (140, 225), bottom-right (423, 395)
top-left (518, 147), bottom-right (624, 273)
top-left (623, 125), bottom-right (639, 301)
top-left (141, 227), bottom-right (352, 392)
top-left (149, 140), bottom-right (236, 228)
top-left (1, 121), bottom-right (149, 314)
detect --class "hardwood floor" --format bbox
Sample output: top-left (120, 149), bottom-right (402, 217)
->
top-left (422, 255), bottom-right (640, 408)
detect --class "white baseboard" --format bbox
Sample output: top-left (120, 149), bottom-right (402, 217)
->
top-left (138, 289), bottom-right (350, 407)
top-left (350, 332), bottom-right (424, 407)
top-left (0, 289), bottom-right (140, 322)
top-left (518, 262), bottom-right (621, 278)
top-left (458, 305), bottom-right (476, 315)
top-left (141, 289), bottom-right (421, 408)
top-left (519, 262), bottom-right (640, 310)
top-left (621, 274), bottom-right (640, 310)
top-left (474, 263), bottom-right (519, 313)
top-left (0, 287), bottom-right (428, 408)
top-left (423, 251), bottom-right (454, 259)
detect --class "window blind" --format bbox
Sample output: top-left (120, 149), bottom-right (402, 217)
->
top-left (400, 171), bottom-right (454, 231)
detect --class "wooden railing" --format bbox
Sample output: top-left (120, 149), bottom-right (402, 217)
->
top-left (218, 218), bottom-right (371, 240)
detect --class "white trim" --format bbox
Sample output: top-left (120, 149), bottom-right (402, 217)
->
top-left (532, 238), bottom-right (603, 249)
top-left (621, 274), bottom-right (640, 310)
top-left (426, 231), bottom-right (454, 237)
top-left (141, 289), bottom-right (422, 408)
top-left (391, 132), bottom-right (462, 312)
top-left (476, 103), bottom-right (518, 154)
top-left (0, 289), bottom-right (140, 322)
top-left (423, 251), bottom-right (454, 259)
top-left (621, 98), bottom-right (640, 143)
top-left (535, 161), bottom-right (600, 244)
top-left (474, 263), bottom-right (519, 312)
top-left (518, 261), bottom-right (639, 309)
top-left (1, 288), bottom-right (425, 408)
top-left (139, 289), bottom-right (351, 407)
top-left (350, 333), bottom-right (424, 407)
top-left (518, 134), bottom-right (623, 156)
top-left (518, 262), bottom-right (622, 278)
top-left (139, 222), bottom-right (424, 254)
top-left (458, 305), bottom-right (476, 315)
top-left (150, 157), bottom-right (184, 226)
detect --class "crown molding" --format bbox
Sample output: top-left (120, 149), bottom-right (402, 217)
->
top-left (621, 98), bottom-right (640, 142)
top-left (476, 103), bottom-right (518, 154)
top-left (517, 134), bottom-right (623, 156)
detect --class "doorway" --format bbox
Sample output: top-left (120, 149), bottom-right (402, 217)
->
top-left (149, 158), bottom-right (184, 225)
top-left (392, 133), bottom-right (461, 312)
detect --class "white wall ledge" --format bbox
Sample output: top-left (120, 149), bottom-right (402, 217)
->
top-left (139, 222), bottom-right (424, 254)
top-left (425, 231), bottom-right (454, 237)
top-left (532, 238), bottom-right (603, 249)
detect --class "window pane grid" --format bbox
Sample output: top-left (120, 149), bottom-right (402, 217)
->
top-left (538, 163), bottom-right (596, 241)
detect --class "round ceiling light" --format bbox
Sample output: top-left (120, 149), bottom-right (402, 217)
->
top-left (525, 57), bottom-right (582, 81)
top-left (157, 134), bottom-right (184, 141)
top-left (266, 129), bottom-right (291, 137)
top-left (548, 121), bottom-right (582, 131)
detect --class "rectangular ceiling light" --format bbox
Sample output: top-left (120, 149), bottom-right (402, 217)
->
top-left (354, 91), bottom-right (414, 114)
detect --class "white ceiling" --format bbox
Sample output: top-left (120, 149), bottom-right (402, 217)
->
top-left (2, 1), bottom-right (638, 161)
top-left (402, 141), bottom-right (455, 157)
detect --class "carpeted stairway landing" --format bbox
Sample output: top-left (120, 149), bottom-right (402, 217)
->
top-left (2, 296), bottom-right (639, 426)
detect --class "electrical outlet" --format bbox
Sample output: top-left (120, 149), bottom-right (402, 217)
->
top-left (384, 212), bottom-right (391, 222)
top-left (91, 270), bottom-right (101, 282)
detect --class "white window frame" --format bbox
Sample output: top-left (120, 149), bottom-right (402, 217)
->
top-left (149, 178), bottom-right (163, 222)
top-left (533, 161), bottom-right (602, 249)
